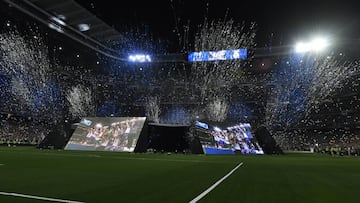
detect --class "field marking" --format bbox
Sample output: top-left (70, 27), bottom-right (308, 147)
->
top-left (0, 163), bottom-right (4, 166)
top-left (0, 192), bottom-right (85, 203)
top-left (0, 150), bottom-right (234, 164)
top-left (189, 162), bottom-right (244, 203)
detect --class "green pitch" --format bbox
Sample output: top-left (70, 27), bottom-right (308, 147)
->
top-left (0, 146), bottom-right (359, 203)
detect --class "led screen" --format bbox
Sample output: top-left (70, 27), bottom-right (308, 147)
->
top-left (197, 123), bottom-right (264, 155)
top-left (65, 117), bottom-right (146, 152)
top-left (188, 48), bottom-right (247, 62)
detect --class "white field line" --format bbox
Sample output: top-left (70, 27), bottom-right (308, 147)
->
top-left (189, 162), bottom-right (244, 203)
top-left (0, 191), bottom-right (85, 203)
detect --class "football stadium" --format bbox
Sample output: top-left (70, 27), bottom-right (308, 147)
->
top-left (1, 0), bottom-right (360, 202)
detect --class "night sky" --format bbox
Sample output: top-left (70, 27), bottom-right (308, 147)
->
top-left (74, 0), bottom-right (360, 47)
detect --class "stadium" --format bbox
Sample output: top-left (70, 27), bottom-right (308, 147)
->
top-left (1, 0), bottom-right (360, 202)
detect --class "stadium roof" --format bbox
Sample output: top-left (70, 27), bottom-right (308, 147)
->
top-left (29, 0), bottom-right (122, 44)
top-left (4, 0), bottom-right (125, 60)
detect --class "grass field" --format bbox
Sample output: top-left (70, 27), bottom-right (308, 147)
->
top-left (0, 146), bottom-right (359, 203)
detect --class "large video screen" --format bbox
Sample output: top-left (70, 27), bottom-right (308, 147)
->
top-left (195, 122), bottom-right (264, 155)
top-left (188, 48), bottom-right (247, 62)
top-left (64, 117), bottom-right (146, 152)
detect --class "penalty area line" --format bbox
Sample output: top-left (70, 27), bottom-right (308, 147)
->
top-left (189, 162), bottom-right (244, 203)
top-left (0, 192), bottom-right (85, 203)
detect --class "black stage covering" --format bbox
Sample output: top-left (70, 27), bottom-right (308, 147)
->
top-left (147, 123), bottom-right (190, 153)
top-left (254, 126), bottom-right (283, 154)
top-left (133, 120), bottom-right (149, 153)
top-left (37, 122), bottom-right (74, 149)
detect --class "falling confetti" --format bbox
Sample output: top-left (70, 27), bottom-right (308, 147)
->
top-left (66, 84), bottom-right (95, 119)
top-left (0, 29), bottom-right (63, 119)
top-left (145, 96), bottom-right (161, 123)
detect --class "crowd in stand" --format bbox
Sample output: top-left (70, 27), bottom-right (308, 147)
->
top-left (0, 114), bottom-right (50, 146)
top-left (315, 146), bottom-right (360, 156)
top-left (279, 132), bottom-right (360, 156)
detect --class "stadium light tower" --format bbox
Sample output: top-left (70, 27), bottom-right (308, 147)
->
top-left (295, 37), bottom-right (329, 53)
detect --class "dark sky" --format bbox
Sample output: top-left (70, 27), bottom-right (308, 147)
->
top-left (75, 0), bottom-right (360, 46)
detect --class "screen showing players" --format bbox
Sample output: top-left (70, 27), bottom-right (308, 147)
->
top-left (195, 122), bottom-right (264, 155)
top-left (65, 117), bottom-right (146, 152)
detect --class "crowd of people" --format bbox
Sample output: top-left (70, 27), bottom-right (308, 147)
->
top-left (0, 114), bottom-right (48, 146)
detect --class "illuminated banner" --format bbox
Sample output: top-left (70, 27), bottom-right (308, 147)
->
top-left (188, 48), bottom-right (247, 62)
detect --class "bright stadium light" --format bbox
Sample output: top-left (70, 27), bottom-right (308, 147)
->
top-left (295, 37), bottom-right (329, 53)
top-left (295, 42), bottom-right (310, 53)
top-left (311, 38), bottom-right (328, 52)
top-left (128, 54), bottom-right (152, 62)
top-left (48, 22), bottom-right (64, 33)
top-left (78, 23), bottom-right (90, 32)
top-left (49, 16), bottom-right (66, 26)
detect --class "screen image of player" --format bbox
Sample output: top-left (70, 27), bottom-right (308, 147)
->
top-left (65, 117), bottom-right (146, 152)
top-left (198, 123), bottom-right (264, 155)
